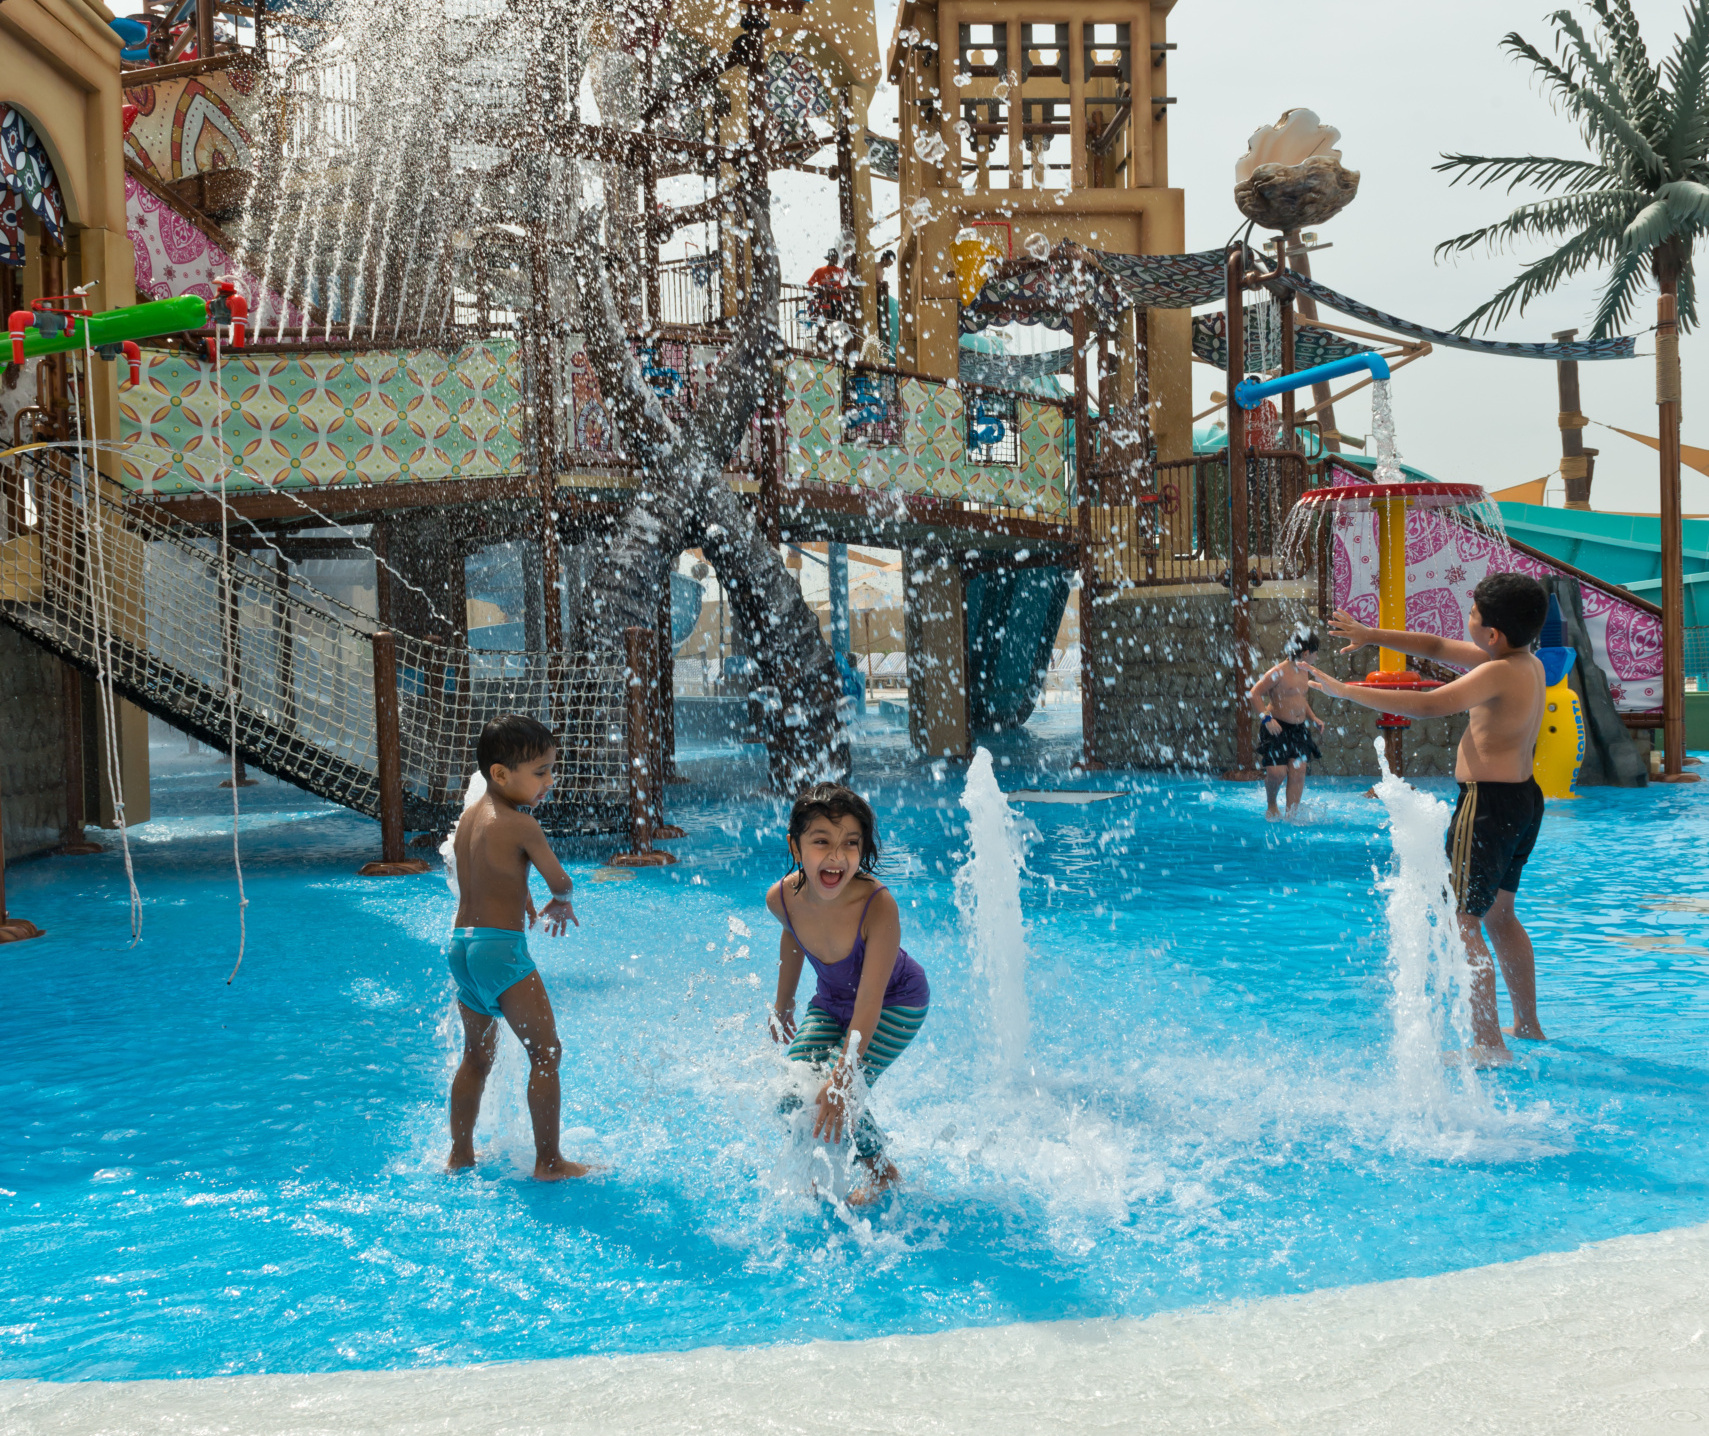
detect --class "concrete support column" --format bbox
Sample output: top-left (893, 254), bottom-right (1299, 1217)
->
top-left (904, 549), bottom-right (970, 759)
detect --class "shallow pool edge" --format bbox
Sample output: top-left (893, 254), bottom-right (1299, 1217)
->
top-left (6, 1219), bottom-right (1709, 1435)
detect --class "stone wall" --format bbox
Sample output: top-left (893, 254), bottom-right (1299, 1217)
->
top-left (0, 626), bottom-right (69, 862)
top-left (1088, 580), bottom-right (1466, 777)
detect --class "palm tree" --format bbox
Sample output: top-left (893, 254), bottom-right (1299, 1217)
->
top-left (1433, 0), bottom-right (1709, 779)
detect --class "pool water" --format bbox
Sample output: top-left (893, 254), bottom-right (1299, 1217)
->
top-left (4, 719), bottom-right (1709, 1381)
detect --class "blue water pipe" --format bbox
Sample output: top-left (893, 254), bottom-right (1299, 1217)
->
top-left (1233, 352), bottom-right (1392, 410)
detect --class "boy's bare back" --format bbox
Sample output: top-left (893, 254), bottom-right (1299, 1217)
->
top-left (1449, 647), bottom-right (1546, 783)
top-left (453, 797), bottom-right (565, 931)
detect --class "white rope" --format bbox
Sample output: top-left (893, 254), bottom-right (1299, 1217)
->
top-left (71, 326), bottom-right (143, 943)
top-left (213, 334), bottom-right (250, 983)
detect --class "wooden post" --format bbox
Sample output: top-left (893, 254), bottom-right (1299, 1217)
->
top-left (275, 551), bottom-right (298, 731)
top-left (218, 564), bottom-right (257, 789)
top-left (1224, 247), bottom-right (1259, 780)
top-left (0, 780), bottom-right (44, 942)
top-left (1073, 302), bottom-right (1103, 770)
top-left (612, 624), bottom-right (676, 866)
top-left (59, 661), bottom-right (101, 854)
top-left (654, 580), bottom-right (687, 820)
top-left (1657, 292), bottom-right (1691, 781)
top-left (759, 361), bottom-right (784, 544)
top-left (360, 630), bottom-right (430, 875)
top-left (1553, 328), bottom-right (1597, 510)
top-left (1279, 243), bottom-right (1297, 451)
top-left (1283, 229), bottom-right (1338, 448)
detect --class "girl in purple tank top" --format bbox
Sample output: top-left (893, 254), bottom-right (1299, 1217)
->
top-left (766, 783), bottom-right (930, 1205)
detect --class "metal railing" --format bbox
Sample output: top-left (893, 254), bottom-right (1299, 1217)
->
top-left (1085, 449), bottom-right (1316, 588)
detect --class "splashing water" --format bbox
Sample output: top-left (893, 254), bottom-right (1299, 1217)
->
top-left (956, 747), bottom-right (1031, 1070)
top-left (1370, 378), bottom-right (1404, 485)
top-left (438, 768), bottom-right (486, 901)
top-left (1369, 740), bottom-right (1504, 1148)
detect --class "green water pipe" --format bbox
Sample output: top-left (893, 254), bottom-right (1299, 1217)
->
top-left (11, 294), bottom-right (209, 362)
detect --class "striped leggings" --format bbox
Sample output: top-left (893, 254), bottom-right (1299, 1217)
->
top-left (782, 1003), bottom-right (928, 1160)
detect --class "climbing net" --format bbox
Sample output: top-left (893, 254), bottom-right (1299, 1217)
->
top-left (0, 447), bottom-right (629, 831)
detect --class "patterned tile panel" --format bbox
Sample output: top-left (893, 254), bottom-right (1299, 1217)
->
top-left (780, 358), bottom-right (1073, 518)
top-left (118, 343), bottom-right (524, 493)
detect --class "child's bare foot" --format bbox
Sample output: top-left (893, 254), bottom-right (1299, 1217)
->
top-left (1265, 807), bottom-right (1281, 821)
top-left (847, 1158), bottom-right (899, 1206)
top-left (447, 1148), bottom-right (478, 1173)
top-left (1442, 1044), bottom-right (1514, 1069)
top-left (1503, 1023), bottom-right (1548, 1041)
top-left (534, 1155), bottom-right (596, 1181)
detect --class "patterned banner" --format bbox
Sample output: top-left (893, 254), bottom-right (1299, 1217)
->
top-left (118, 343), bottom-right (524, 493)
top-left (127, 171), bottom-right (308, 331)
top-left (1191, 310), bottom-right (1371, 372)
top-left (959, 346), bottom-right (1072, 391)
top-left (1288, 271), bottom-right (1636, 362)
top-left (0, 189), bottom-right (21, 267)
top-left (0, 105), bottom-right (66, 242)
top-left (1330, 471), bottom-right (1660, 710)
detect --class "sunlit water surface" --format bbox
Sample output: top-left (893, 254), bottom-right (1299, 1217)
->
top-left (4, 713), bottom-right (1708, 1380)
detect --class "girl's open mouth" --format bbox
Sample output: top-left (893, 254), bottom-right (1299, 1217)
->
top-left (817, 866), bottom-right (845, 890)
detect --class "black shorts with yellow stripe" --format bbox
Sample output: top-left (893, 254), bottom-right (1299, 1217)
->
top-left (1446, 777), bottom-right (1545, 919)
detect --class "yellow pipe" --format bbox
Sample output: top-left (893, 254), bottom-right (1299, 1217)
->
top-left (1376, 497), bottom-right (1407, 673)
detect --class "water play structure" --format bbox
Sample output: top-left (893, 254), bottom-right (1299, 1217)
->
top-left (0, 0), bottom-right (1671, 886)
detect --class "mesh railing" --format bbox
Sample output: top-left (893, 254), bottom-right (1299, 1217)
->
top-left (0, 449), bottom-right (628, 833)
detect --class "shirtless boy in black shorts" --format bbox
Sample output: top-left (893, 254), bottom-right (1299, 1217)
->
top-left (1306, 573), bottom-right (1549, 1065)
top-left (1247, 628), bottom-right (1327, 818)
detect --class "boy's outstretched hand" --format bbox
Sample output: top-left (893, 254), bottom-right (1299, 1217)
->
top-left (1327, 609), bottom-right (1375, 653)
top-left (536, 894), bottom-right (578, 937)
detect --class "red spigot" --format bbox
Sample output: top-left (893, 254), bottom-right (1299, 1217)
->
top-left (7, 310), bottom-right (32, 366)
top-left (212, 280), bottom-right (247, 349)
top-left (122, 340), bottom-right (141, 387)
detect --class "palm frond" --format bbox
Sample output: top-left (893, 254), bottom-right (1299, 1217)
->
top-left (1449, 225), bottom-right (1627, 333)
top-left (1662, 0), bottom-right (1709, 172)
top-left (1507, 27), bottom-right (1664, 178)
top-left (1590, 0), bottom-right (1665, 130)
top-left (1431, 152), bottom-right (1621, 194)
top-left (1679, 253), bottom-right (1699, 330)
top-left (1549, 10), bottom-right (1624, 109)
top-left (1587, 246), bottom-right (1651, 335)
top-left (1433, 190), bottom-right (1645, 259)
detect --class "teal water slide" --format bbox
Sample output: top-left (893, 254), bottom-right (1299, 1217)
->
top-left (965, 566), bottom-right (1071, 730)
top-left (1497, 501), bottom-right (1709, 628)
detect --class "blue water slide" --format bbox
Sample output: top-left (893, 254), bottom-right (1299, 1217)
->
top-left (965, 565), bottom-right (1071, 730)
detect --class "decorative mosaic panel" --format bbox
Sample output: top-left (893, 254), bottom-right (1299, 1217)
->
top-left (118, 343), bottom-right (524, 493)
top-left (780, 358), bottom-right (1071, 518)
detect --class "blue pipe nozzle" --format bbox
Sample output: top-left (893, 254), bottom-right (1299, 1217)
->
top-left (1233, 352), bottom-right (1393, 410)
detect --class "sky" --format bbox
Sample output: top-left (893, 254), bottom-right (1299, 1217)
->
top-left (837, 0), bottom-right (1709, 515)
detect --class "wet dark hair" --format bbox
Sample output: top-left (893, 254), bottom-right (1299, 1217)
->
top-left (1472, 572), bottom-right (1548, 650)
top-left (475, 714), bottom-right (558, 782)
top-left (1283, 628), bottom-right (1320, 659)
top-left (787, 783), bottom-right (880, 879)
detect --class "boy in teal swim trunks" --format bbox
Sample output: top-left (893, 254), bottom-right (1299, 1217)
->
top-left (446, 715), bottom-right (589, 1180)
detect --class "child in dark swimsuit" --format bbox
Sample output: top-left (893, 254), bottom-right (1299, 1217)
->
top-left (765, 783), bottom-right (929, 1205)
top-left (1248, 627), bottom-right (1327, 817)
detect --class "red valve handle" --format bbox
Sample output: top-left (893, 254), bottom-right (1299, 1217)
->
top-left (122, 340), bottom-right (141, 388)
